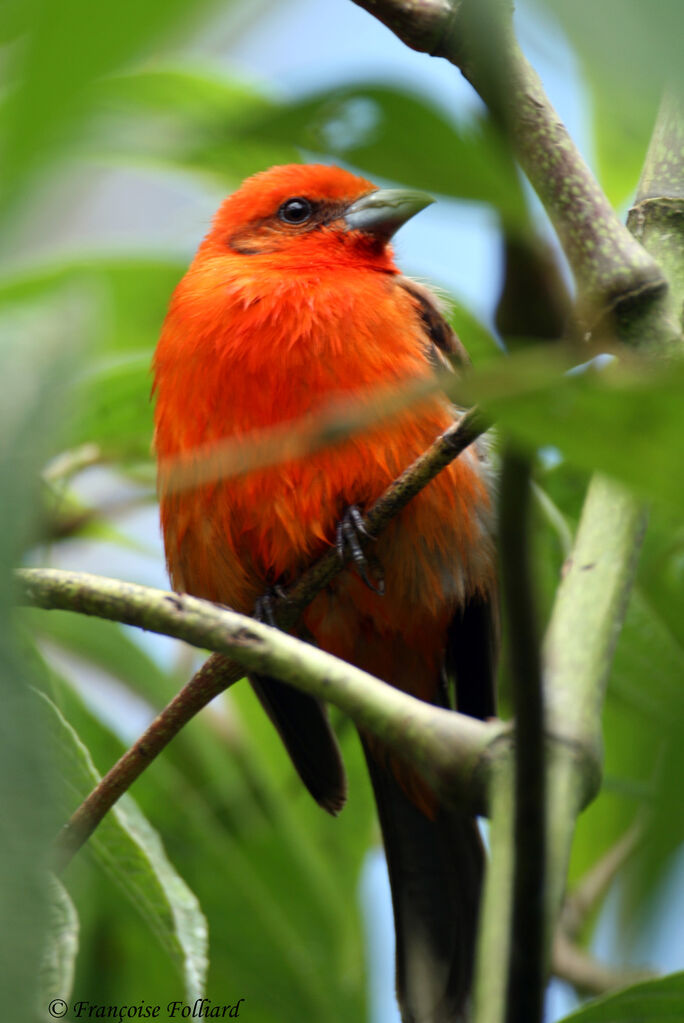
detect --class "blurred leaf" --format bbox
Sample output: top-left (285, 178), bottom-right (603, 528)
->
top-left (568, 503), bottom-right (684, 902)
top-left (0, 258), bottom-right (187, 466)
top-left (444, 293), bottom-right (503, 367)
top-left (83, 71), bottom-right (522, 210)
top-left (39, 874), bottom-right (79, 1005)
top-left (0, 256), bottom-right (184, 352)
top-left (466, 350), bottom-right (684, 510)
top-left (234, 83), bottom-right (525, 219)
top-left (0, 0), bottom-right (225, 219)
top-left (89, 67), bottom-right (298, 184)
top-left (69, 352), bottom-right (154, 460)
top-left (0, 289), bottom-right (80, 1021)
top-left (33, 653), bottom-right (373, 1022)
top-left (26, 608), bottom-right (176, 706)
top-left (621, 592), bottom-right (684, 919)
top-left (637, 508), bottom-right (684, 651)
top-left (97, 67), bottom-right (271, 121)
top-left (558, 970), bottom-right (684, 1022)
top-left (589, 85), bottom-right (654, 209)
top-left (535, 0), bottom-right (683, 206)
top-left (37, 688), bottom-right (208, 1001)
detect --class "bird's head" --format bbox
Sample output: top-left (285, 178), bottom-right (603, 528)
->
top-left (199, 163), bottom-right (434, 272)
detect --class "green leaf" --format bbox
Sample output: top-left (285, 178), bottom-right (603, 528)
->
top-left (567, 504), bottom-right (684, 900)
top-left (36, 688), bottom-right (208, 1001)
top-left (537, 0), bottom-right (684, 206)
top-left (235, 83), bottom-right (524, 219)
top-left (48, 661), bottom-right (370, 1022)
top-left (466, 350), bottom-right (684, 510)
top-left (68, 352), bottom-right (154, 460)
top-left (0, 256), bottom-right (184, 353)
top-left (444, 293), bottom-right (503, 367)
top-left (0, 286), bottom-right (87, 1020)
top-left (588, 81), bottom-right (654, 209)
top-left (39, 874), bottom-right (79, 1005)
top-left (88, 67), bottom-right (299, 184)
top-left (558, 971), bottom-right (684, 1022)
top-left (26, 608), bottom-right (176, 707)
top-left (0, 0), bottom-right (226, 219)
top-left (96, 66), bottom-right (272, 122)
top-left (0, 258), bottom-right (188, 466)
top-left (85, 70), bottom-right (522, 209)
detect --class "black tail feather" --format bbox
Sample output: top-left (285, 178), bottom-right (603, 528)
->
top-left (249, 673), bottom-right (347, 815)
top-left (362, 739), bottom-right (484, 1023)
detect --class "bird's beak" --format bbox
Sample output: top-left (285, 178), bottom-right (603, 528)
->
top-left (342, 187), bottom-right (435, 242)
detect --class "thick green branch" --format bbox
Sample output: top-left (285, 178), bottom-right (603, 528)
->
top-left (351, 0), bottom-right (667, 333)
top-left (473, 761), bottom-right (514, 1023)
top-left (19, 567), bottom-right (504, 869)
top-left (542, 476), bottom-right (647, 918)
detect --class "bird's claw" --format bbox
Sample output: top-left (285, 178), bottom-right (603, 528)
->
top-left (254, 584), bottom-right (288, 627)
top-left (336, 505), bottom-right (385, 595)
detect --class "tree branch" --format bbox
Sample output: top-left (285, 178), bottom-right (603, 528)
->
top-left (350, 0), bottom-right (668, 335)
top-left (347, 8), bottom-right (683, 1023)
top-left (560, 821), bottom-right (643, 942)
top-left (17, 407), bottom-right (493, 867)
top-left (473, 761), bottom-right (514, 1022)
top-left (542, 474), bottom-right (647, 920)
top-left (20, 568), bottom-right (504, 870)
top-left (549, 822), bottom-right (650, 996)
top-left (552, 932), bottom-right (655, 997)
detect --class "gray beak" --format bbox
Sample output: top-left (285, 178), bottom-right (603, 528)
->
top-left (343, 187), bottom-right (435, 242)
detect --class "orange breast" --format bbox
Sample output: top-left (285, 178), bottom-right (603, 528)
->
top-left (154, 258), bottom-right (494, 643)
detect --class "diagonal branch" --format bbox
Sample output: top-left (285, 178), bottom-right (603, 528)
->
top-left (350, 0), bottom-right (668, 337)
top-left (17, 407), bottom-right (492, 868)
top-left (550, 821), bottom-right (652, 997)
top-left (552, 932), bottom-right (655, 997)
top-left (19, 567), bottom-right (503, 872)
top-left (560, 820), bottom-right (643, 942)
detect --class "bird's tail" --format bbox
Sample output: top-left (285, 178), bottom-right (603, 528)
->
top-left (249, 673), bottom-right (347, 815)
top-left (362, 738), bottom-right (484, 1023)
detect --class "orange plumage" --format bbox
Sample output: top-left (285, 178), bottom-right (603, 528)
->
top-left (154, 163), bottom-right (497, 1023)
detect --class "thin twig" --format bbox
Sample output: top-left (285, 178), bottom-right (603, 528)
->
top-left (17, 407), bottom-right (491, 868)
top-left (552, 932), bottom-right (655, 997)
top-left (20, 580), bottom-right (499, 873)
top-left (560, 820), bottom-right (644, 942)
top-left (269, 404), bottom-right (488, 626)
top-left (549, 821), bottom-right (650, 997)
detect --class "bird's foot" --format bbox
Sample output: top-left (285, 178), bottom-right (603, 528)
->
top-left (253, 584), bottom-right (289, 627)
top-left (335, 505), bottom-right (385, 595)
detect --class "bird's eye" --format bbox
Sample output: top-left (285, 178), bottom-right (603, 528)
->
top-left (278, 197), bottom-right (313, 224)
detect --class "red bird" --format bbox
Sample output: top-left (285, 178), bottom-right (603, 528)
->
top-left (154, 163), bottom-right (497, 1022)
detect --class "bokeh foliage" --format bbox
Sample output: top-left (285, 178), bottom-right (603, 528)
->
top-left (2, 1), bottom-right (683, 1021)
